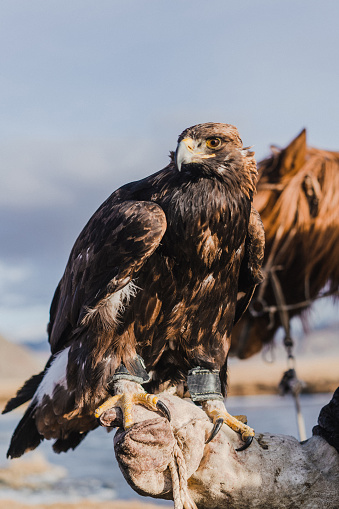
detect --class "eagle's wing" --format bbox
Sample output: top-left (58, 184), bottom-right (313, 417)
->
top-left (234, 206), bottom-right (265, 325)
top-left (48, 200), bottom-right (167, 354)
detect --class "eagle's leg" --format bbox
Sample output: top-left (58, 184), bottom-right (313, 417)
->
top-left (95, 355), bottom-right (170, 428)
top-left (187, 367), bottom-right (254, 451)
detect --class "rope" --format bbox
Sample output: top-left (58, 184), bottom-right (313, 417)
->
top-left (268, 269), bottom-right (307, 442)
top-left (251, 287), bottom-right (339, 318)
top-left (169, 456), bottom-right (183, 509)
top-left (278, 366), bottom-right (307, 441)
top-left (168, 428), bottom-right (197, 509)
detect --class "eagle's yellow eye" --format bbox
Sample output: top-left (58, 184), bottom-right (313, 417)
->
top-left (206, 137), bottom-right (222, 149)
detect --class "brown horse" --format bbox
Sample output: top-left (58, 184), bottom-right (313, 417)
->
top-left (231, 129), bottom-right (339, 358)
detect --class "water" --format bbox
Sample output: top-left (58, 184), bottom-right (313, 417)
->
top-left (0, 393), bottom-right (332, 505)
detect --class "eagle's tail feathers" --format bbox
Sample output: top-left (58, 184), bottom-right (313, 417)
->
top-left (6, 405), bottom-right (43, 459)
top-left (2, 372), bottom-right (45, 414)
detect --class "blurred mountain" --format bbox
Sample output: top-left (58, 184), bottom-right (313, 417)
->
top-left (22, 338), bottom-right (50, 353)
top-left (0, 334), bottom-right (46, 409)
top-left (0, 334), bottom-right (43, 380)
top-left (229, 325), bottom-right (339, 396)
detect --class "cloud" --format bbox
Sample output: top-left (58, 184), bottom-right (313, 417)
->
top-left (0, 137), bottom-right (167, 209)
top-left (0, 303), bottom-right (49, 344)
top-left (0, 259), bottom-right (48, 343)
top-left (0, 0), bottom-right (338, 347)
top-left (0, 260), bottom-right (33, 305)
top-left (0, 136), bottom-right (169, 344)
top-left (0, 259), bottom-right (31, 285)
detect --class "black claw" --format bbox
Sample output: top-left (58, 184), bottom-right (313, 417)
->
top-left (156, 400), bottom-right (171, 421)
top-left (205, 418), bottom-right (224, 444)
top-left (96, 416), bottom-right (104, 426)
top-left (235, 435), bottom-right (253, 452)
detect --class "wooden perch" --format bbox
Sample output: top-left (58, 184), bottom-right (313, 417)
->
top-left (99, 393), bottom-right (339, 509)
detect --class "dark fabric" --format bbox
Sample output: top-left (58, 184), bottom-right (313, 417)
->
top-left (187, 366), bottom-right (223, 402)
top-left (312, 387), bottom-right (339, 453)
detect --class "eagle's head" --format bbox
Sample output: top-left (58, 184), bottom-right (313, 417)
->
top-left (174, 122), bottom-right (257, 198)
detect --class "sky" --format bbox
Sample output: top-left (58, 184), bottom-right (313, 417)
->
top-left (1, 0), bottom-right (339, 344)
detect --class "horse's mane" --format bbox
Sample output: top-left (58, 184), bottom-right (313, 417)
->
top-left (231, 130), bottom-right (339, 359)
top-left (254, 129), bottom-right (339, 297)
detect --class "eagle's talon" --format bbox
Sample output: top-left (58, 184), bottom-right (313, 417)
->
top-left (206, 417), bottom-right (224, 444)
top-left (235, 435), bottom-right (253, 452)
top-left (156, 400), bottom-right (171, 421)
top-left (96, 415), bottom-right (104, 426)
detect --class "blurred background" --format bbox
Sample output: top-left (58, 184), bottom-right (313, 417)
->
top-left (0, 1), bottom-right (338, 508)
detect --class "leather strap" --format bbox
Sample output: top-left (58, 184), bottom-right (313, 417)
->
top-left (187, 366), bottom-right (223, 402)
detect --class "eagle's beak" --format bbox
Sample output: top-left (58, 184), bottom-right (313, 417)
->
top-left (175, 137), bottom-right (215, 171)
top-left (175, 138), bottom-right (195, 172)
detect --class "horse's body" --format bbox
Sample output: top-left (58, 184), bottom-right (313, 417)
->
top-left (231, 129), bottom-right (339, 358)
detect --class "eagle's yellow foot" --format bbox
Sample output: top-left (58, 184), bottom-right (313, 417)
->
top-left (203, 403), bottom-right (255, 451)
top-left (95, 391), bottom-right (170, 429)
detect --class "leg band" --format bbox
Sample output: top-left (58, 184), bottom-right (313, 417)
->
top-left (107, 355), bottom-right (150, 392)
top-left (187, 366), bottom-right (224, 402)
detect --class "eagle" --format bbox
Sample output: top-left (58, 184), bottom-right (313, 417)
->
top-left (4, 122), bottom-right (265, 457)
